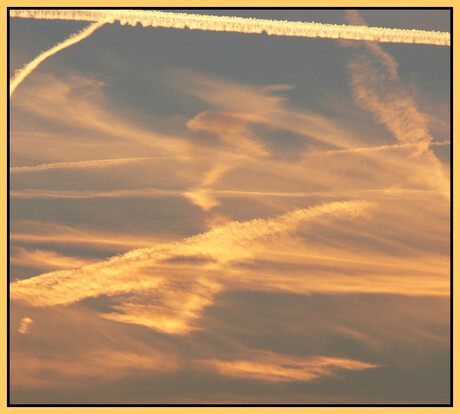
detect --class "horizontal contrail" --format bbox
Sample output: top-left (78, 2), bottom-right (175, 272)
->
top-left (9, 20), bottom-right (106, 97)
top-left (10, 187), bottom-right (179, 199)
top-left (10, 187), bottom-right (446, 200)
top-left (10, 9), bottom-right (450, 46)
top-left (10, 157), bottom-right (152, 173)
top-left (313, 140), bottom-right (451, 156)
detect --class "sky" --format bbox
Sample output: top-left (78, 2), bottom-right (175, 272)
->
top-left (9, 9), bottom-right (451, 404)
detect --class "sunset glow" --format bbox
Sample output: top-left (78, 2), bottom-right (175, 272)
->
top-left (9, 9), bottom-right (450, 404)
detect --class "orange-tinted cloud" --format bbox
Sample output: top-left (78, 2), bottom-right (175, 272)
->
top-left (10, 219), bottom-right (176, 249)
top-left (344, 10), bottom-right (449, 199)
top-left (10, 304), bottom-right (180, 389)
top-left (10, 201), bottom-right (372, 333)
top-left (11, 247), bottom-right (97, 271)
top-left (197, 350), bottom-right (380, 382)
top-left (18, 317), bottom-right (34, 334)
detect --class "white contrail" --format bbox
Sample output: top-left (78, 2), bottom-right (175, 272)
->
top-left (10, 9), bottom-right (450, 46)
top-left (9, 20), bottom-right (106, 97)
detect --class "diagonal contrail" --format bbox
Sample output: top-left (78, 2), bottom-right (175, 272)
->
top-left (9, 20), bottom-right (106, 97)
top-left (10, 9), bottom-right (450, 46)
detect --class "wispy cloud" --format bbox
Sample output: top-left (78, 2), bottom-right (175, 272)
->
top-left (11, 247), bottom-right (97, 271)
top-left (11, 74), bottom-right (192, 158)
top-left (9, 9), bottom-right (450, 402)
top-left (197, 350), bottom-right (380, 382)
top-left (11, 305), bottom-right (179, 389)
top-left (18, 317), bottom-right (34, 334)
top-left (10, 220), bottom-right (175, 249)
top-left (10, 201), bottom-right (372, 333)
top-left (344, 10), bottom-right (449, 199)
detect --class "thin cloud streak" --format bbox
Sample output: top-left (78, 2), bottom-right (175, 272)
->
top-left (10, 220), bottom-right (176, 249)
top-left (197, 351), bottom-right (380, 382)
top-left (312, 140), bottom-right (450, 156)
top-left (10, 187), bottom-right (447, 201)
top-left (10, 187), bottom-right (179, 199)
top-left (11, 247), bottom-right (97, 271)
top-left (12, 349), bottom-right (179, 388)
top-left (11, 157), bottom-right (153, 173)
top-left (9, 21), bottom-right (106, 97)
top-left (10, 9), bottom-right (450, 45)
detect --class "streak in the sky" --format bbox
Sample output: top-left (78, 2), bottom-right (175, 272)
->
top-left (9, 20), bottom-right (106, 97)
top-left (10, 9), bottom-right (450, 46)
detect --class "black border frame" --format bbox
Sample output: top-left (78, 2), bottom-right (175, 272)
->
top-left (6, 6), bottom-right (454, 407)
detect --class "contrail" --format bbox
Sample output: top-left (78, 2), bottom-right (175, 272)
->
top-left (10, 9), bottom-right (450, 46)
top-left (10, 200), bottom-right (371, 308)
top-left (9, 20), bottom-right (106, 97)
top-left (10, 187), bottom-right (179, 199)
top-left (344, 10), bottom-right (450, 199)
top-left (313, 140), bottom-right (451, 156)
top-left (10, 157), bottom-right (152, 173)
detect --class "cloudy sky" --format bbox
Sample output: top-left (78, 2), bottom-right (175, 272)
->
top-left (9, 9), bottom-right (450, 404)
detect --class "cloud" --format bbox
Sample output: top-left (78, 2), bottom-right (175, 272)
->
top-left (12, 350), bottom-right (178, 388)
top-left (197, 350), bottom-right (380, 382)
top-left (187, 111), bottom-right (269, 157)
top-left (102, 278), bottom-right (223, 334)
top-left (183, 188), bottom-right (222, 211)
top-left (10, 200), bottom-right (372, 333)
top-left (9, 10), bottom-right (450, 404)
top-left (11, 247), bottom-right (97, 271)
top-left (18, 317), bottom-right (34, 334)
top-left (10, 193), bottom-right (449, 340)
top-left (10, 304), bottom-right (179, 390)
top-left (10, 220), bottom-right (175, 250)
top-left (344, 10), bottom-right (449, 199)
top-left (11, 73), bottom-right (191, 159)
top-left (12, 71), bottom-right (447, 216)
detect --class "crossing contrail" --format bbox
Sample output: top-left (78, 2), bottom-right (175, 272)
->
top-left (10, 9), bottom-right (450, 46)
top-left (9, 20), bottom-right (106, 97)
